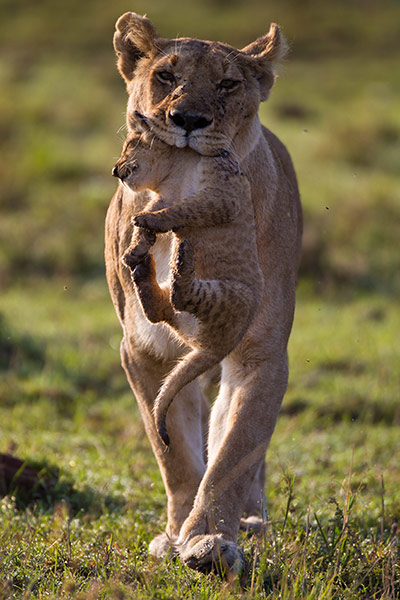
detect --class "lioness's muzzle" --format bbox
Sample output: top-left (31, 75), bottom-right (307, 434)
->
top-left (168, 109), bottom-right (213, 133)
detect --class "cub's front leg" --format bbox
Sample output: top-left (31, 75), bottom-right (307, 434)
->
top-left (123, 196), bottom-right (167, 268)
top-left (134, 209), bottom-right (177, 233)
top-left (122, 226), bottom-right (156, 270)
top-left (133, 176), bottom-right (244, 234)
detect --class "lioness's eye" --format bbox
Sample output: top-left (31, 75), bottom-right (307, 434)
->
top-left (219, 79), bottom-right (239, 91)
top-left (156, 71), bottom-right (175, 84)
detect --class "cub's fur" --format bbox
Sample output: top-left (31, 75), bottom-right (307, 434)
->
top-left (113, 124), bottom-right (263, 446)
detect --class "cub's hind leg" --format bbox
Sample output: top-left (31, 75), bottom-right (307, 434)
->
top-left (131, 252), bottom-right (197, 337)
top-left (170, 240), bottom-right (196, 312)
top-left (123, 226), bottom-right (156, 270)
top-left (131, 254), bottom-right (174, 324)
top-left (171, 241), bottom-right (253, 338)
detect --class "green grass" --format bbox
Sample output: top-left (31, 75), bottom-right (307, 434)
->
top-left (262, 55), bottom-right (400, 291)
top-left (0, 282), bottom-right (399, 598)
top-left (1, 0), bottom-right (399, 597)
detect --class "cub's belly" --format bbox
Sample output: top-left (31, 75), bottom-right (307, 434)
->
top-left (191, 238), bottom-right (250, 282)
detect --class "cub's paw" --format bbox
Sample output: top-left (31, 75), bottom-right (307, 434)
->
top-left (148, 532), bottom-right (177, 559)
top-left (122, 247), bottom-right (146, 271)
top-left (176, 534), bottom-right (245, 576)
top-left (134, 211), bottom-right (170, 233)
top-left (131, 254), bottom-right (153, 283)
top-left (122, 229), bottom-right (157, 271)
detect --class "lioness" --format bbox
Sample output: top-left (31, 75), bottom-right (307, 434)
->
top-left (105, 13), bottom-right (302, 573)
top-left (112, 121), bottom-right (263, 447)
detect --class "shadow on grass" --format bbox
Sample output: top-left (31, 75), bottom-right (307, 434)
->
top-left (0, 453), bottom-right (124, 515)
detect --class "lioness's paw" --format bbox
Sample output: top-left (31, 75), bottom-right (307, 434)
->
top-left (176, 534), bottom-right (245, 575)
top-left (134, 211), bottom-right (170, 233)
top-left (148, 532), bottom-right (177, 559)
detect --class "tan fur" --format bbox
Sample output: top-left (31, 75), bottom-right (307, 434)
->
top-left (106, 12), bottom-right (302, 573)
top-left (113, 125), bottom-right (263, 447)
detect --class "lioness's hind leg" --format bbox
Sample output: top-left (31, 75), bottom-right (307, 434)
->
top-left (149, 532), bottom-right (177, 559)
top-left (240, 460), bottom-right (267, 535)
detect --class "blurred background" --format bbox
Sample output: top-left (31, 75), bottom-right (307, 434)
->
top-left (1, 0), bottom-right (399, 291)
top-left (0, 0), bottom-right (399, 478)
top-left (1, 3), bottom-right (399, 594)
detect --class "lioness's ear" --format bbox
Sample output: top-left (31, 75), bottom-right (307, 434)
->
top-left (241, 23), bottom-right (288, 101)
top-left (114, 12), bottom-right (159, 84)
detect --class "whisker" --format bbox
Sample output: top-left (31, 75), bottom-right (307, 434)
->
top-left (224, 49), bottom-right (236, 62)
top-left (174, 36), bottom-right (182, 55)
top-left (175, 37), bottom-right (184, 55)
top-left (117, 122), bottom-right (128, 137)
top-left (154, 42), bottom-right (168, 58)
top-left (224, 49), bottom-right (240, 66)
top-left (149, 133), bottom-right (157, 150)
top-left (131, 134), bottom-right (145, 152)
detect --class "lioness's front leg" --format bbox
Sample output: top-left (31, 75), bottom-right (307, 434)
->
top-left (175, 320), bottom-right (291, 573)
top-left (106, 193), bottom-right (209, 556)
top-left (120, 338), bottom-right (208, 555)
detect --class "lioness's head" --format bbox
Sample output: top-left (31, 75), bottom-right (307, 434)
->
top-left (114, 13), bottom-right (286, 157)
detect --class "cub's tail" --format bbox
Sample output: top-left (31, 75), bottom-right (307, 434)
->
top-left (154, 349), bottom-right (220, 446)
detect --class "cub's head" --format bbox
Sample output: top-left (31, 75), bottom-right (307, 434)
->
top-left (112, 119), bottom-right (172, 192)
top-left (114, 13), bottom-right (287, 157)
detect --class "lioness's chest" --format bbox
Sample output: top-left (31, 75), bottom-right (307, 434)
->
top-left (151, 231), bottom-right (173, 284)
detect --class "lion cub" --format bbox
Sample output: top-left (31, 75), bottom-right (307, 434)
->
top-left (113, 122), bottom-right (263, 446)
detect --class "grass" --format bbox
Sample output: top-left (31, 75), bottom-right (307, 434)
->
top-left (0, 281), bottom-right (399, 598)
top-left (0, 0), bottom-right (399, 597)
top-left (262, 56), bottom-right (400, 291)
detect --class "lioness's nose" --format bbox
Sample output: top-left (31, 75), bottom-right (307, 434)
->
top-left (169, 110), bottom-right (212, 133)
top-left (112, 165), bottom-right (120, 178)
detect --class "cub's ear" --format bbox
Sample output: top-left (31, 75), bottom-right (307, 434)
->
top-left (114, 12), bottom-right (159, 83)
top-left (241, 23), bottom-right (288, 101)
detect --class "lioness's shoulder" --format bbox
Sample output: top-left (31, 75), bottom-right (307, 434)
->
top-left (261, 125), bottom-right (298, 188)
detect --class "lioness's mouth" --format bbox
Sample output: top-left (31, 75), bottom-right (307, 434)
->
top-left (175, 135), bottom-right (189, 148)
